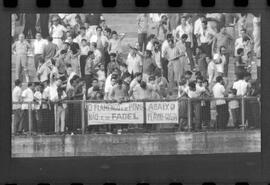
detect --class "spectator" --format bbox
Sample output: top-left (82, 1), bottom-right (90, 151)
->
top-left (12, 33), bottom-right (31, 82)
top-left (126, 47), bottom-right (142, 76)
top-left (49, 16), bottom-right (67, 48)
top-left (33, 83), bottom-right (42, 133)
top-left (142, 50), bottom-right (157, 82)
top-left (109, 79), bottom-right (128, 101)
top-left (195, 47), bottom-right (207, 78)
top-left (206, 56), bottom-right (216, 84)
top-left (12, 79), bottom-right (22, 134)
top-left (164, 39), bottom-right (184, 89)
top-left (232, 72), bottom-right (249, 96)
top-left (228, 88), bottom-right (240, 128)
top-left (43, 36), bottom-right (58, 62)
top-left (21, 82), bottom-right (35, 133)
top-left (33, 32), bottom-right (47, 70)
top-left (107, 52), bottom-right (120, 76)
top-left (79, 39), bottom-right (90, 78)
top-left (175, 16), bottom-right (194, 70)
top-left (212, 76), bottom-right (229, 129)
top-left (109, 31), bottom-right (126, 54)
top-left (137, 14), bottom-right (149, 52)
top-left (37, 58), bottom-right (50, 83)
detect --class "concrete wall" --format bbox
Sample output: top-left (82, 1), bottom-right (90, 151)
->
top-left (12, 130), bottom-right (261, 158)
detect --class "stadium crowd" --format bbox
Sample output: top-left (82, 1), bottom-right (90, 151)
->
top-left (12, 13), bottom-right (261, 134)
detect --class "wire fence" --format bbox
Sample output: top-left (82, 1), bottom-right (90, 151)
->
top-left (12, 96), bottom-right (261, 135)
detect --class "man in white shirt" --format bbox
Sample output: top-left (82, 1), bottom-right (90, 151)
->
top-left (37, 58), bottom-right (50, 83)
top-left (21, 82), bottom-right (35, 132)
top-left (213, 47), bottom-right (226, 77)
top-left (196, 20), bottom-right (214, 57)
top-left (175, 16), bottom-right (195, 70)
top-left (232, 72), bottom-right (249, 96)
top-left (104, 74), bottom-right (117, 100)
top-left (161, 33), bottom-right (173, 80)
top-left (126, 48), bottom-right (142, 76)
top-left (12, 79), bottom-right (22, 134)
top-left (33, 32), bottom-right (47, 70)
top-left (212, 76), bottom-right (229, 129)
top-left (73, 27), bottom-right (90, 47)
top-left (49, 16), bottom-right (67, 48)
top-left (90, 26), bottom-right (108, 49)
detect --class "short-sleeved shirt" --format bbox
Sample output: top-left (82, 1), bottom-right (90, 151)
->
top-left (12, 86), bottom-right (22, 110)
top-left (13, 41), bottom-right (30, 55)
top-left (33, 39), bottom-right (47, 55)
top-left (126, 53), bottom-right (142, 74)
top-left (43, 42), bottom-right (58, 61)
top-left (21, 88), bottom-right (34, 110)
top-left (175, 24), bottom-right (193, 42)
top-left (212, 82), bottom-right (226, 105)
top-left (50, 24), bottom-right (66, 38)
top-left (232, 80), bottom-right (248, 96)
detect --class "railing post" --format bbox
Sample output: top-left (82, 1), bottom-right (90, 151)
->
top-left (54, 103), bottom-right (57, 133)
top-left (241, 97), bottom-right (245, 128)
top-left (81, 100), bottom-right (85, 134)
top-left (187, 98), bottom-right (191, 131)
top-left (28, 103), bottom-right (32, 134)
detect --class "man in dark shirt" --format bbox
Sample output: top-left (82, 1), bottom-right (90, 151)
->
top-left (66, 36), bottom-right (80, 75)
top-left (142, 50), bottom-right (157, 82)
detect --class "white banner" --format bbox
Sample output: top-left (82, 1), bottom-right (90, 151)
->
top-left (146, 101), bottom-right (179, 124)
top-left (87, 102), bottom-right (144, 125)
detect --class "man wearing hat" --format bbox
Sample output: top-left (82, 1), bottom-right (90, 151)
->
top-left (49, 16), bottom-right (67, 48)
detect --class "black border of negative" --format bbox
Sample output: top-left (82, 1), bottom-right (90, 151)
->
top-left (1, 0), bottom-right (270, 184)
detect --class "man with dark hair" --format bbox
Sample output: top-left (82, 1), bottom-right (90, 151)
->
top-left (73, 26), bottom-right (89, 46)
top-left (129, 72), bottom-right (143, 96)
top-left (66, 35), bottom-right (80, 75)
top-left (142, 50), bottom-right (157, 82)
top-left (43, 36), bottom-right (58, 62)
top-left (12, 79), bottom-right (22, 134)
top-left (33, 32), bottom-right (47, 70)
top-left (109, 79), bottom-right (128, 101)
top-left (107, 52), bottom-right (120, 76)
top-left (161, 33), bottom-right (174, 80)
top-left (212, 76), bottom-right (229, 129)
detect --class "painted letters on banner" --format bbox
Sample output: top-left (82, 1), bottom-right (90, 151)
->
top-left (146, 101), bottom-right (179, 124)
top-left (87, 102), bottom-right (144, 125)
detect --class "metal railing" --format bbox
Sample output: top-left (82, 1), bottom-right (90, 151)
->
top-left (11, 96), bottom-right (261, 135)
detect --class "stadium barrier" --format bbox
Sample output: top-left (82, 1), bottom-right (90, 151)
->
top-left (12, 96), bottom-right (261, 135)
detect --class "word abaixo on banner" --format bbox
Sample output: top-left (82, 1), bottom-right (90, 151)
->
top-left (146, 101), bottom-right (179, 124)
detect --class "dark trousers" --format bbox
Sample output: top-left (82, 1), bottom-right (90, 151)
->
top-left (80, 55), bottom-right (88, 78)
top-left (138, 33), bottom-right (147, 52)
top-left (247, 100), bottom-right (260, 128)
top-left (192, 102), bottom-right (201, 130)
top-left (13, 109), bottom-right (23, 133)
top-left (34, 110), bottom-right (42, 133)
top-left (23, 17), bottom-right (36, 39)
top-left (161, 57), bottom-right (169, 80)
top-left (230, 107), bottom-right (241, 128)
top-left (21, 110), bottom-right (34, 132)
top-left (216, 104), bottom-right (229, 129)
top-left (223, 53), bottom-right (230, 77)
top-left (185, 42), bottom-right (195, 70)
top-left (201, 43), bottom-right (212, 58)
top-left (39, 14), bottom-right (50, 38)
